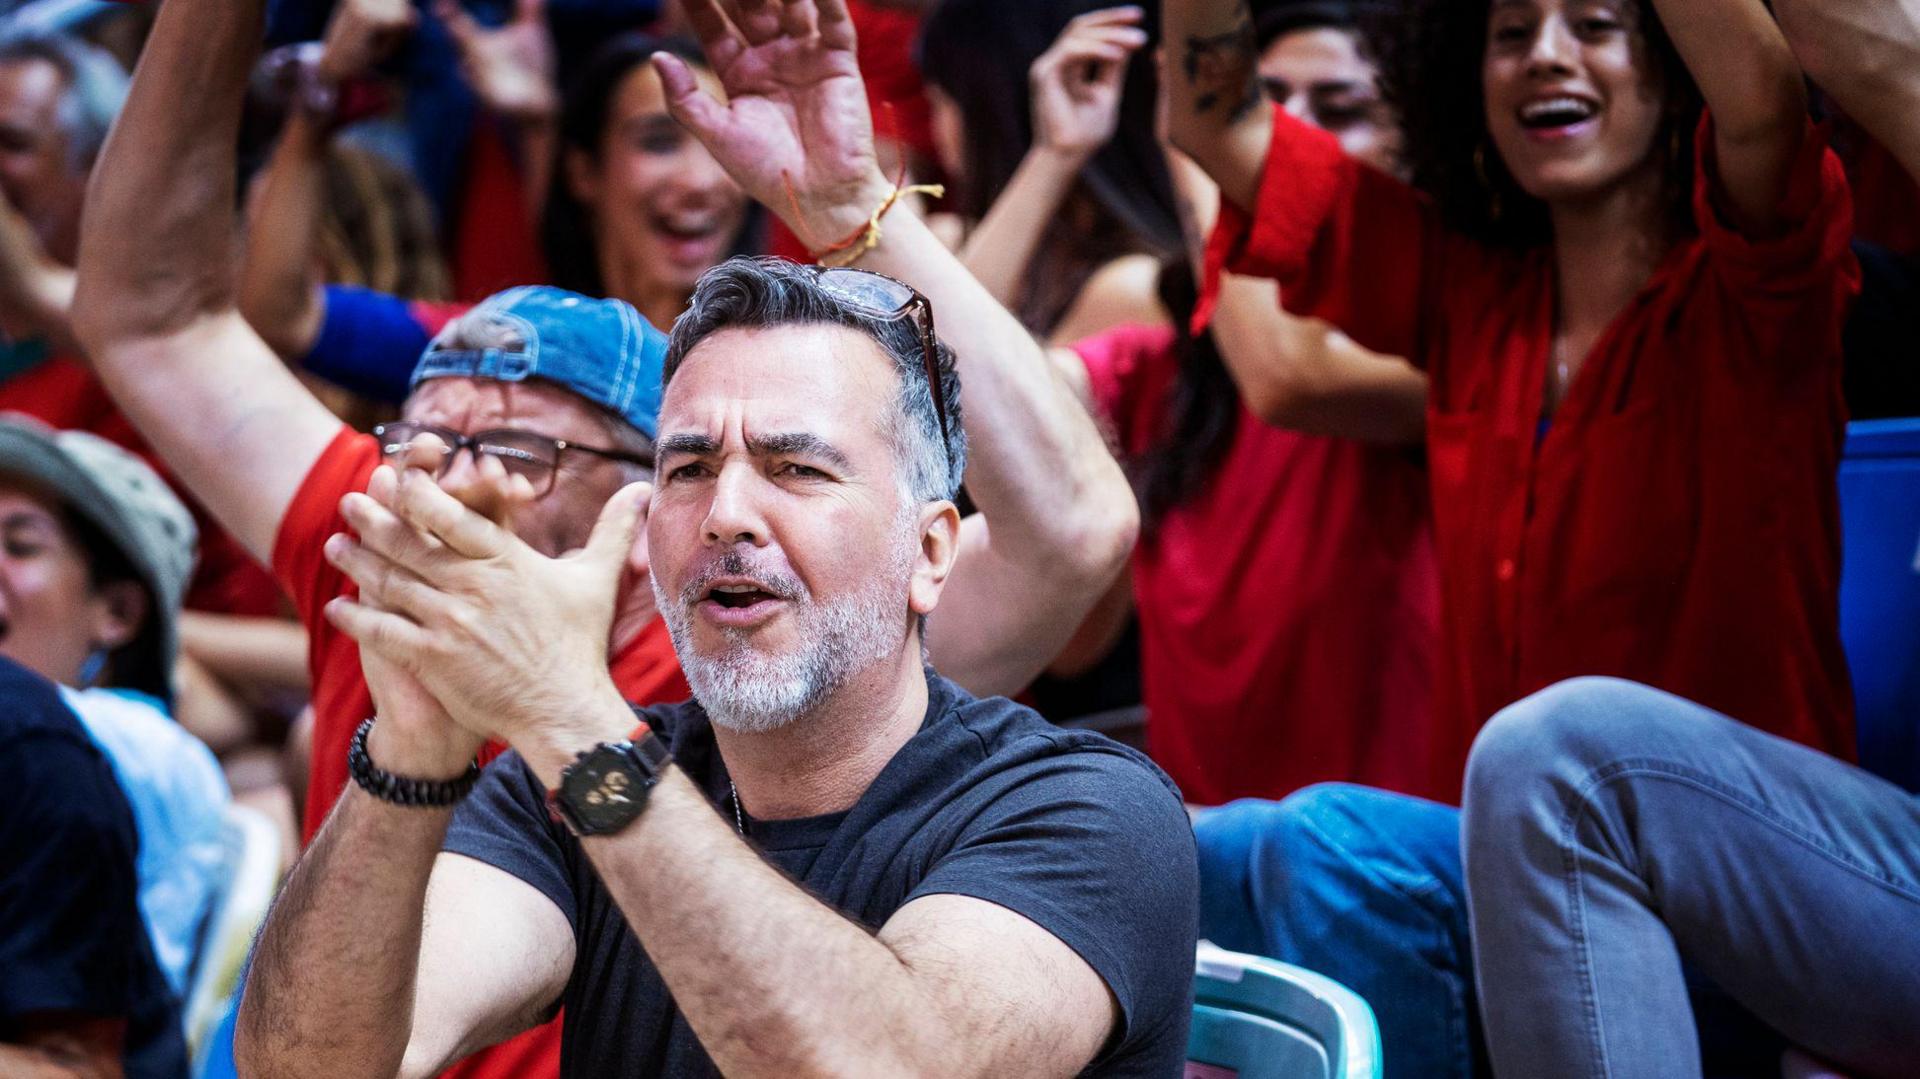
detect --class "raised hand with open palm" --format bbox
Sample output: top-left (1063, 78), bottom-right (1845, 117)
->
top-left (652, 0), bottom-right (892, 250)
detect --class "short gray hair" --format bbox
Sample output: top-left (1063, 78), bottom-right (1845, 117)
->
top-left (0, 26), bottom-right (127, 169)
top-left (664, 257), bottom-right (967, 503)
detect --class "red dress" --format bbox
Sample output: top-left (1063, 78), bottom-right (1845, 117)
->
top-left (1075, 324), bottom-right (1442, 804)
top-left (1201, 107), bottom-right (1861, 785)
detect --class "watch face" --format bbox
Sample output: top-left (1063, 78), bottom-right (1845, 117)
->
top-left (561, 745), bottom-right (650, 834)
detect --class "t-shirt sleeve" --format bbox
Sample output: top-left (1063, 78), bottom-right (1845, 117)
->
top-left (1692, 114), bottom-right (1861, 356)
top-left (0, 730), bottom-right (151, 1023)
top-left (1196, 103), bottom-right (1434, 366)
top-left (902, 749), bottom-right (1199, 1064)
top-left (443, 752), bottom-right (579, 930)
top-left (303, 287), bottom-right (461, 404)
top-left (1069, 323), bottom-right (1180, 453)
top-left (271, 425), bottom-right (380, 631)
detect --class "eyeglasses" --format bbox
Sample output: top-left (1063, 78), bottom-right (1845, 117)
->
top-left (372, 421), bottom-right (653, 497)
top-left (806, 266), bottom-right (954, 479)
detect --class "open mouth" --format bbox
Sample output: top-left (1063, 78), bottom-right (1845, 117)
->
top-left (706, 583), bottom-right (778, 609)
top-left (0, 614), bottom-right (10, 645)
top-left (653, 211), bottom-right (723, 247)
top-left (1517, 95), bottom-right (1600, 133)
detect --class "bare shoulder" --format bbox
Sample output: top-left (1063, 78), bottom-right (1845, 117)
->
top-left (1047, 254), bottom-right (1171, 347)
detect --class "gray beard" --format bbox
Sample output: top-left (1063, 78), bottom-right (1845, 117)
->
top-left (654, 519), bottom-right (918, 734)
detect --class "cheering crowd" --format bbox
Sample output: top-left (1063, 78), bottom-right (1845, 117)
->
top-left (1, 0), bottom-right (1917, 1075)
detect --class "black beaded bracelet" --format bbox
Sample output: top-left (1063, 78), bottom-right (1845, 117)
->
top-left (347, 718), bottom-right (481, 808)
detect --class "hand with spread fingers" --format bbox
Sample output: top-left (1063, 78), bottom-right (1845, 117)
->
top-left (652, 0), bottom-right (893, 246)
top-left (436, 0), bottom-right (559, 124)
top-left (1029, 6), bottom-right (1148, 160)
top-left (322, 460), bottom-right (650, 758)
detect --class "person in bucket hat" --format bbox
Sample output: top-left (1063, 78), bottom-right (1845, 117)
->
top-left (0, 412), bottom-right (196, 700)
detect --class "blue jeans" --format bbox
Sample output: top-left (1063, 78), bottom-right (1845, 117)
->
top-left (1464, 678), bottom-right (1920, 1079)
top-left (1194, 785), bottom-right (1487, 1079)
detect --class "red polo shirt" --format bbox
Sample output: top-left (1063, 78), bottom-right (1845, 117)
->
top-left (1075, 324), bottom-right (1442, 804)
top-left (1202, 107), bottom-right (1860, 777)
top-left (272, 425), bottom-right (690, 1079)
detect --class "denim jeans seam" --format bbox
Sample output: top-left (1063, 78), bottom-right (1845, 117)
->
top-left (1557, 796), bottom-right (1611, 1079)
top-left (1579, 758), bottom-right (1920, 905)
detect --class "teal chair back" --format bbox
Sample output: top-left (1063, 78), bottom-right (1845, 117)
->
top-left (1186, 943), bottom-right (1383, 1079)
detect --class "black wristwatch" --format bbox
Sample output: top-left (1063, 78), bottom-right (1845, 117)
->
top-left (547, 724), bottom-right (672, 837)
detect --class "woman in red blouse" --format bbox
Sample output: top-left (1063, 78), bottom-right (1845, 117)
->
top-left (1170, 1), bottom-right (1861, 1075)
top-left (1165, 0), bottom-right (1860, 771)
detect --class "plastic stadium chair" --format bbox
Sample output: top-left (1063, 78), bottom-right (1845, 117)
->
top-left (1186, 942), bottom-right (1382, 1079)
top-left (1838, 419), bottom-right (1920, 793)
top-left (184, 803), bottom-right (283, 1065)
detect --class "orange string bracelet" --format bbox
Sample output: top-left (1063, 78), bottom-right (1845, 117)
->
top-left (781, 163), bottom-right (944, 268)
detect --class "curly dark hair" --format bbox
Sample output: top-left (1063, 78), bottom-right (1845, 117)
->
top-left (1370, 0), bottom-right (1703, 249)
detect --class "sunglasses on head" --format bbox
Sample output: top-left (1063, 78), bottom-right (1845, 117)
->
top-left (805, 266), bottom-right (954, 479)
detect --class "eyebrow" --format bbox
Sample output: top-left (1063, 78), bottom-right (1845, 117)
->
top-left (655, 431), bottom-right (854, 471)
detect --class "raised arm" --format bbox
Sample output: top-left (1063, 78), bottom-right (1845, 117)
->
top-left (957, 6), bottom-right (1146, 305)
top-left (240, 0), bottom-right (417, 361)
top-left (240, 106), bottom-right (335, 362)
top-left (1161, 0), bottom-right (1269, 211)
top-left (1166, 146), bottom-right (1426, 441)
top-left (656, 0), bottom-right (1140, 698)
top-left (1777, 0), bottom-right (1920, 185)
top-left (1650, 0), bottom-right (1809, 235)
top-left (71, 0), bottom-right (342, 565)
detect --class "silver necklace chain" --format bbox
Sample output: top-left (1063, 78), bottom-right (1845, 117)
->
top-left (729, 780), bottom-right (744, 835)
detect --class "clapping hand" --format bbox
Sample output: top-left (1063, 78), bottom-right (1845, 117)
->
top-left (1029, 7), bottom-right (1148, 160)
top-left (324, 452), bottom-right (650, 762)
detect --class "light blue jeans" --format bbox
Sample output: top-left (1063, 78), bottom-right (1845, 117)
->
top-left (1193, 785), bottom-right (1486, 1079)
top-left (1464, 677), bottom-right (1920, 1079)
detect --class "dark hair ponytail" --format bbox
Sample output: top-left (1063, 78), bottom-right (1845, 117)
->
top-left (1134, 262), bottom-right (1240, 530)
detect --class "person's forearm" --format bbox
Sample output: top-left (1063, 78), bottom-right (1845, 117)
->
top-left (1777, 0), bottom-right (1920, 184)
top-left (958, 146), bottom-right (1088, 307)
top-left (1649, 0), bottom-right (1806, 232)
top-left (240, 108), bottom-right (331, 361)
top-left (517, 714), bottom-right (979, 1078)
top-left (868, 209), bottom-right (1136, 576)
top-left (179, 612), bottom-right (311, 696)
top-left (514, 117), bottom-right (559, 222)
top-left (1651, 0), bottom-right (1805, 143)
top-left (1161, 0), bottom-right (1269, 209)
top-left (1211, 273), bottom-right (1427, 443)
top-left (72, 0), bottom-right (262, 353)
top-left (235, 783), bottom-right (451, 1079)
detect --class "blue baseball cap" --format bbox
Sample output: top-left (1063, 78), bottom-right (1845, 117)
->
top-left (410, 285), bottom-right (668, 439)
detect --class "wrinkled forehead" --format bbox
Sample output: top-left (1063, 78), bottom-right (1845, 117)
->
top-left (659, 324), bottom-right (902, 450)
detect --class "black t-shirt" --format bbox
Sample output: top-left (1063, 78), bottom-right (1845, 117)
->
top-left (445, 669), bottom-right (1198, 1078)
top-left (0, 657), bottom-right (188, 1078)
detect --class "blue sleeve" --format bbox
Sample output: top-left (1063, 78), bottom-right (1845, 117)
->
top-left (302, 285), bottom-right (436, 405)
